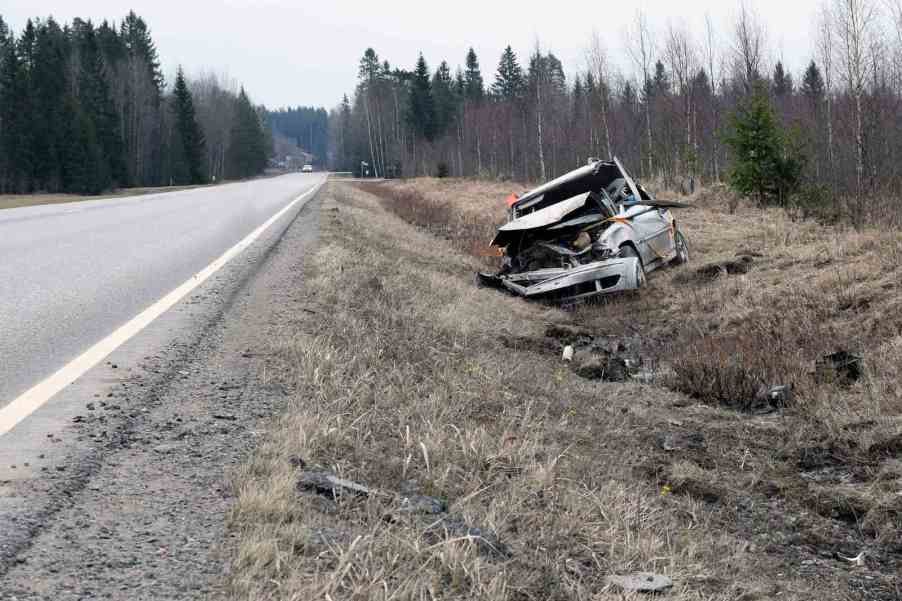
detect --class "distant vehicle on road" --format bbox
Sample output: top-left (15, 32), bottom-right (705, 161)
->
top-left (302, 164), bottom-right (313, 173)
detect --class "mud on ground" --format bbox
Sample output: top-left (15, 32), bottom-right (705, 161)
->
top-left (225, 181), bottom-right (901, 600)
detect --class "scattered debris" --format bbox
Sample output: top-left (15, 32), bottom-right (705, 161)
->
top-left (545, 323), bottom-right (595, 344)
top-left (398, 494), bottom-right (446, 515)
top-left (751, 384), bottom-right (793, 413)
top-left (815, 351), bottom-right (863, 386)
top-left (562, 345), bottom-right (574, 362)
top-left (573, 352), bottom-right (631, 382)
top-left (868, 433), bottom-right (902, 459)
top-left (296, 470), bottom-right (507, 558)
top-left (656, 431), bottom-right (706, 452)
top-left (735, 249), bottom-right (764, 258)
top-left (606, 572), bottom-right (673, 594)
top-left (545, 325), bottom-right (646, 382)
top-left (688, 255), bottom-right (754, 283)
top-left (839, 551), bottom-right (866, 567)
top-left (297, 470), bottom-right (382, 499)
top-left (423, 516), bottom-right (511, 558)
top-left (477, 157), bottom-right (691, 303)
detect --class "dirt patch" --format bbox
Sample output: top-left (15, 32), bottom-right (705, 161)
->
top-left (677, 254), bottom-right (755, 284)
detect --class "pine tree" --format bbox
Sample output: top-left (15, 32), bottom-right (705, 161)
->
top-left (801, 61), bottom-right (824, 110)
top-left (73, 18), bottom-right (124, 192)
top-left (408, 53), bottom-right (435, 141)
top-left (226, 87), bottom-right (266, 179)
top-left (772, 61), bottom-right (793, 97)
top-left (29, 18), bottom-right (70, 190)
top-left (120, 11), bottom-right (165, 186)
top-left (258, 105), bottom-right (274, 160)
top-left (725, 83), bottom-right (803, 206)
top-left (358, 47), bottom-right (381, 82)
top-left (432, 60), bottom-right (456, 137)
top-left (454, 68), bottom-right (466, 96)
top-left (652, 61), bottom-right (670, 96)
top-left (0, 30), bottom-right (31, 192)
top-left (491, 46), bottom-right (525, 100)
top-left (170, 66), bottom-right (206, 184)
top-left (60, 94), bottom-right (105, 194)
top-left (545, 53), bottom-right (566, 94)
top-left (464, 48), bottom-right (484, 102)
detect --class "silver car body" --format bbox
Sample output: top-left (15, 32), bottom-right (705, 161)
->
top-left (480, 157), bottom-right (687, 302)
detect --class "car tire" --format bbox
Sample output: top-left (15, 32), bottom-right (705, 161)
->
top-left (673, 230), bottom-right (690, 265)
top-left (619, 245), bottom-right (646, 289)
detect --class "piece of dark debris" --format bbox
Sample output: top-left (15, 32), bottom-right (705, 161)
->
top-left (297, 470), bottom-right (382, 499)
top-left (686, 256), bottom-right (754, 283)
top-left (423, 516), bottom-right (511, 558)
top-left (815, 351), bottom-right (863, 386)
top-left (656, 431), bottom-right (706, 452)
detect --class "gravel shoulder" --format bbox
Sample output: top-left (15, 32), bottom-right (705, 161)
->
top-left (0, 189), bottom-right (322, 599)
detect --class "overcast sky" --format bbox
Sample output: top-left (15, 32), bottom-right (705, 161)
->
top-left (4, 1), bottom-right (825, 109)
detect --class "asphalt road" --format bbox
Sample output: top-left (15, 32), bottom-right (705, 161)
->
top-left (0, 173), bottom-right (326, 410)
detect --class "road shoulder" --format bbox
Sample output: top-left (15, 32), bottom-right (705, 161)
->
top-left (0, 189), bottom-right (321, 599)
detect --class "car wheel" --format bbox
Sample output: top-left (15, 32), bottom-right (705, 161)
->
top-left (620, 245), bottom-right (646, 289)
top-left (673, 230), bottom-right (690, 265)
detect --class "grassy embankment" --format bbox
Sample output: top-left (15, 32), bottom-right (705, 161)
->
top-left (226, 178), bottom-right (902, 600)
top-left (0, 170), bottom-right (299, 210)
top-left (0, 185), bottom-right (208, 210)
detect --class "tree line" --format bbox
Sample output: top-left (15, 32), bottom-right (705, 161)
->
top-left (331, 0), bottom-right (902, 216)
top-left (0, 12), bottom-right (272, 195)
top-left (267, 106), bottom-right (329, 165)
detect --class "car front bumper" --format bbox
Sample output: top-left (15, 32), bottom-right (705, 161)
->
top-left (478, 257), bottom-right (641, 301)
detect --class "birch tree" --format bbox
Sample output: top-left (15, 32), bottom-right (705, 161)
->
top-left (733, 1), bottom-right (766, 92)
top-left (833, 0), bottom-right (878, 203)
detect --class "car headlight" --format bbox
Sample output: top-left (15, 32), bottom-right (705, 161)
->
top-left (592, 240), bottom-right (617, 260)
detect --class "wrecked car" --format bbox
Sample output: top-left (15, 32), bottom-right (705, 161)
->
top-left (478, 157), bottom-right (690, 302)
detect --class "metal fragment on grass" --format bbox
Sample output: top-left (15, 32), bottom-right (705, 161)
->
top-left (606, 572), bottom-right (673, 593)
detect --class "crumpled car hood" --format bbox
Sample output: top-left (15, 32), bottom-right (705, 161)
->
top-left (510, 161), bottom-right (628, 215)
top-left (491, 192), bottom-right (593, 247)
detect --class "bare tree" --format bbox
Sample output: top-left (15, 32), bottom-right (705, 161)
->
top-left (889, 0), bottom-right (902, 94)
top-left (665, 20), bottom-right (698, 175)
top-left (704, 14), bottom-right (723, 182)
top-left (818, 4), bottom-right (837, 189)
top-left (733, 1), bottom-right (766, 91)
top-left (190, 70), bottom-right (238, 180)
top-left (587, 31), bottom-right (613, 160)
top-left (833, 0), bottom-right (878, 202)
top-left (531, 41), bottom-right (547, 181)
top-left (625, 10), bottom-right (655, 176)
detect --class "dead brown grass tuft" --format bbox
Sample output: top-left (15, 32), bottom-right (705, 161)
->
top-left (356, 179), bottom-right (509, 268)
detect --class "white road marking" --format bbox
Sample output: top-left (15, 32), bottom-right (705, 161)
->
top-left (0, 181), bottom-right (323, 437)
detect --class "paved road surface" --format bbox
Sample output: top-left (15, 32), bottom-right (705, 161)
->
top-left (0, 173), bottom-right (326, 409)
top-left (0, 176), bottom-right (326, 598)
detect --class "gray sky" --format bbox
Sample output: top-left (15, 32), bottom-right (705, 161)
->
top-left (5, 1), bottom-right (823, 109)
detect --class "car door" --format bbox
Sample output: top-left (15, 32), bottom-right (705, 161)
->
top-left (621, 205), bottom-right (667, 265)
top-left (613, 157), bottom-right (675, 267)
top-left (640, 208), bottom-right (675, 266)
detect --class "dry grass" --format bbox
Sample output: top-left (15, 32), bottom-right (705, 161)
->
top-left (0, 185), bottom-right (213, 210)
top-left (225, 180), bottom-right (902, 600)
